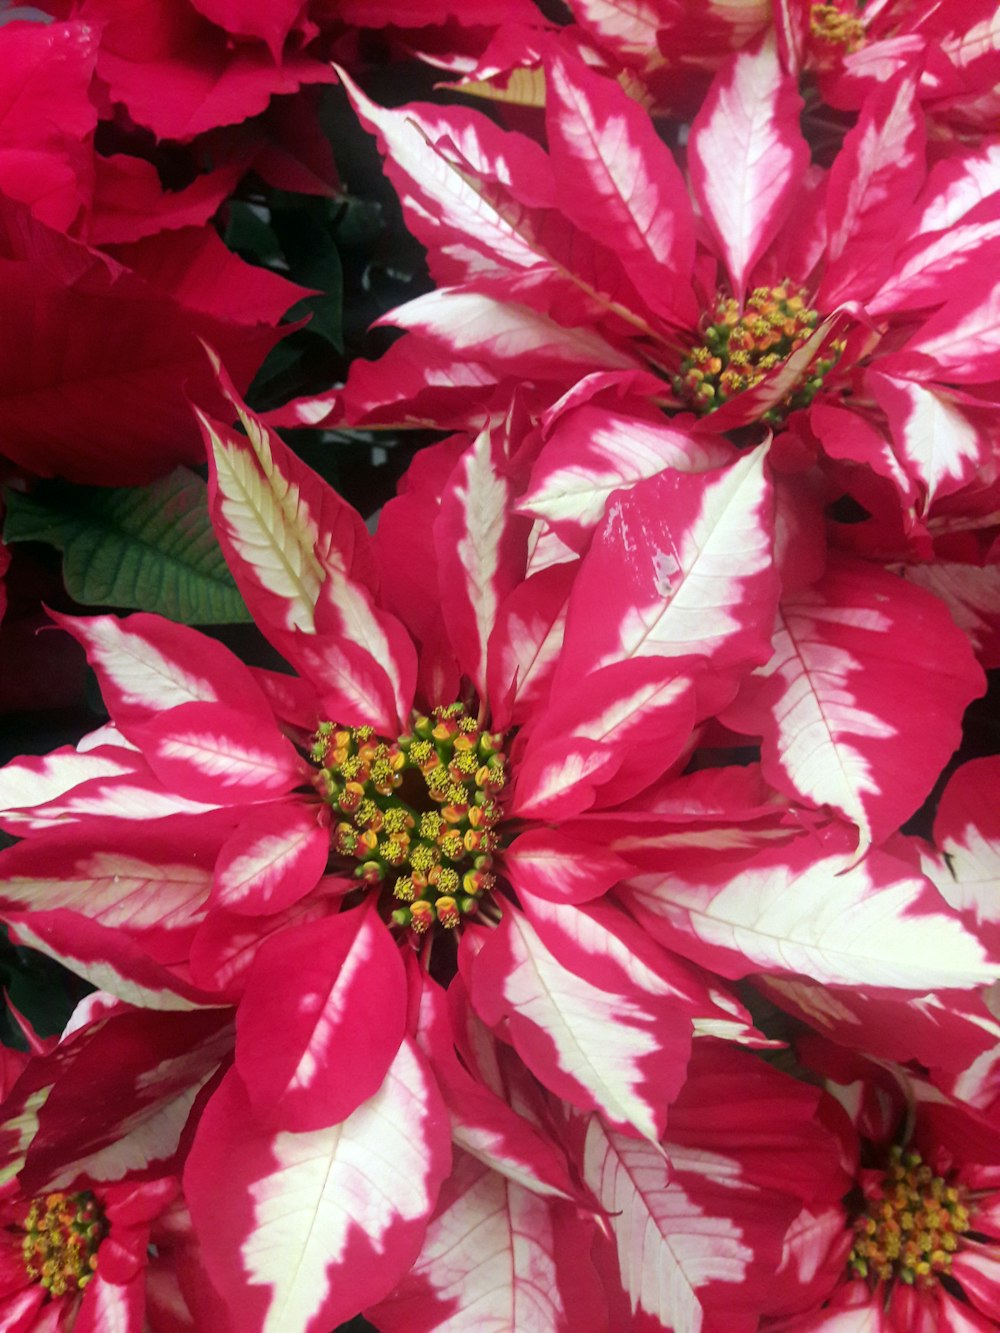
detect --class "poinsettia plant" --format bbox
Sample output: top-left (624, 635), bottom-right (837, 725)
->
top-left (0, 345), bottom-right (996, 1328)
top-left (0, 8), bottom-right (999, 1332)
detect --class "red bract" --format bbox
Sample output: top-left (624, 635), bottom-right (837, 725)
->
top-left (367, 1038), bottom-right (849, 1333)
top-left (763, 1042), bottom-right (1000, 1332)
top-left (0, 14), bottom-right (318, 487)
top-left (0, 197), bottom-right (295, 484)
top-left (55, 0), bottom-right (335, 140)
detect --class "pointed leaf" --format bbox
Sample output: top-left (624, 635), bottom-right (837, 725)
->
top-left (892, 273), bottom-right (1000, 382)
top-left (51, 610), bottom-right (271, 737)
top-left (235, 905), bottom-right (408, 1131)
top-left (869, 372), bottom-right (989, 510)
top-left (582, 1116), bottom-right (761, 1333)
top-left (3, 470), bottom-right (251, 624)
top-left (689, 35), bottom-right (809, 298)
top-left (519, 405), bottom-right (732, 551)
top-left (3, 911), bottom-right (220, 1010)
top-left (722, 557), bottom-right (985, 847)
top-left (0, 828), bottom-right (213, 961)
top-left (545, 50), bottom-right (696, 323)
top-left (186, 1042), bottom-right (450, 1333)
top-left (819, 69), bottom-right (925, 305)
top-left (558, 445), bottom-right (777, 680)
top-left (625, 839), bottom-right (998, 989)
top-left (131, 701), bottom-right (307, 805)
top-left (369, 1152), bottom-right (574, 1333)
top-left (338, 68), bottom-right (562, 285)
top-left (502, 828), bottom-right (632, 905)
top-left (512, 659), bottom-right (697, 817)
top-left (198, 354), bottom-right (375, 636)
top-left (0, 743), bottom-right (141, 830)
top-left (416, 978), bottom-right (582, 1204)
top-left (212, 804), bottom-right (329, 915)
top-left (486, 560), bottom-right (576, 731)
top-left (471, 900), bottom-right (697, 1141)
top-left (934, 757), bottom-right (1000, 925)
top-left (380, 288), bottom-right (640, 375)
top-left (435, 411), bottom-right (531, 698)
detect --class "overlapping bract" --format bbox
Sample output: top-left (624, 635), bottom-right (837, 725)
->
top-left (2, 10), bottom-right (1000, 1332)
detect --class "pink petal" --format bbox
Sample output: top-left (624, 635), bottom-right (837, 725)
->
top-left (625, 838), bottom-right (997, 989)
top-left (369, 1152), bottom-right (579, 1333)
top-left (380, 288), bottom-right (640, 375)
top-left (0, 827), bottom-right (213, 961)
top-left (20, 1008), bottom-right (230, 1193)
top-left (869, 372), bottom-right (989, 511)
top-left (52, 611), bottom-right (272, 739)
top-left (415, 977), bottom-right (582, 1204)
top-left (689, 35), bottom-right (809, 299)
top-left (235, 905), bottom-right (407, 1131)
top-left (519, 404), bottom-right (732, 551)
top-left (0, 743), bottom-right (142, 829)
top-left (557, 444), bottom-right (778, 681)
top-left (212, 804), bottom-right (329, 916)
top-left (435, 410), bottom-right (532, 699)
top-left (486, 561), bottom-right (576, 731)
top-left (544, 49), bottom-right (696, 325)
top-left (4, 910), bottom-right (219, 1009)
top-left (512, 658), bottom-right (697, 815)
top-left (185, 1041), bottom-right (450, 1333)
top-left (502, 828), bottom-right (631, 905)
top-left (892, 273), bottom-right (1000, 382)
top-left (819, 68), bottom-right (925, 306)
top-left (471, 899), bottom-right (697, 1141)
top-left (132, 701), bottom-right (307, 805)
top-left (933, 757), bottom-right (1000, 926)
top-left (903, 561), bottom-right (1000, 670)
top-left (722, 557), bottom-right (985, 847)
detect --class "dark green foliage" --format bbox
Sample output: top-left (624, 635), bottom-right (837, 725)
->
top-left (3, 469), bottom-right (251, 625)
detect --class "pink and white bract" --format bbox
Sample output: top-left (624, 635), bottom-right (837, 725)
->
top-left (1, 12), bottom-right (1000, 1329)
top-left (0, 996), bottom-right (232, 1332)
top-left (764, 1040), bottom-right (1000, 1332)
top-left (0, 348), bottom-right (996, 1328)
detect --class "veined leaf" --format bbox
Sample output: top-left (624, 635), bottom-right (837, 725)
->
top-left (3, 469), bottom-right (250, 624)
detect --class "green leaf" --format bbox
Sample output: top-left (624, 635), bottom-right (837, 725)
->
top-left (223, 200), bottom-right (284, 265)
top-left (3, 469), bottom-right (251, 624)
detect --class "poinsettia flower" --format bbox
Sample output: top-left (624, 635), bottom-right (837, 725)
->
top-left (0, 996), bottom-right (234, 1331)
top-left (0, 357), bottom-right (873, 1327)
top-left (273, 43), bottom-right (1000, 554)
top-left (762, 1040), bottom-right (1000, 1332)
top-left (560, 1039), bottom-right (850, 1333)
top-left (507, 1), bottom-right (1000, 136)
top-left (52, 0), bottom-right (336, 141)
top-left (774, 0), bottom-right (1000, 136)
top-left (731, 758), bottom-right (1000, 1090)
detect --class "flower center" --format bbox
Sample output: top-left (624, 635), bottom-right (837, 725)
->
top-left (674, 285), bottom-right (842, 420)
top-left (311, 703), bottom-right (508, 934)
top-left (21, 1190), bottom-right (108, 1297)
top-left (849, 1146), bottom-right (971, 1290)
top-left (810, 3), bottom-right (865, 54)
